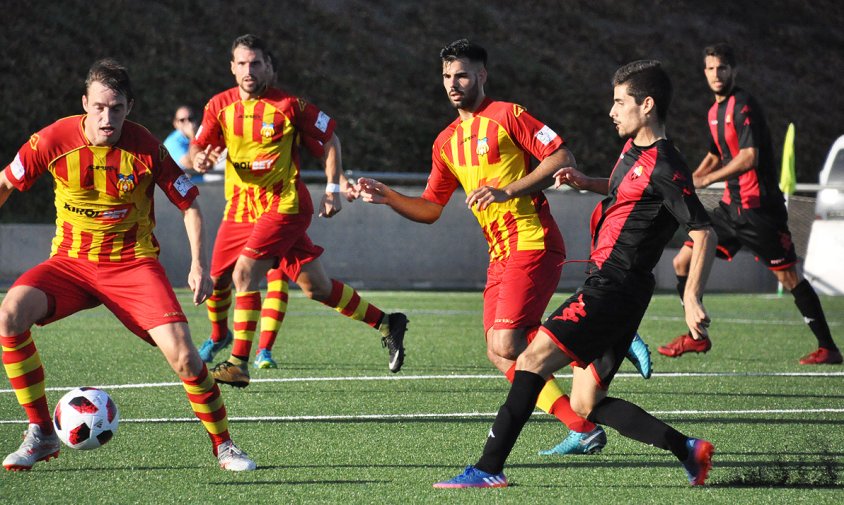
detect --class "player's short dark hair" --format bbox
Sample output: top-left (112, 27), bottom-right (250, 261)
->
top-left (232, 33), bottom-right (269, 59)
top-left (440, 39), bottom-right (487, 67)
top-left (703, 43), bottom-right (737, 67)
top-left (85, 58), bottom-right (134, 102)
top-left (612, 60), bottom-right (672, 123)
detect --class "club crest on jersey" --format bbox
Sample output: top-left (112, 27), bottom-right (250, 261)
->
top-left (725, 114), bottom-right (732, 123)
top-left (513, 104), bottom-right (525, 117)
top-left (159, 144), bottom-right (169, 162)
top-left (260, 121), bottom-right (275, 138)
top-left (476, 137), bottom-right (490, 155)
top-left (296, 98), bottom-right (307, 112)
top-left (630, 165), bottom-right (644, 180)
top-left (29, 134), bottom-right (40, 151)
top-left (117, 173), bottom-right (136, 194)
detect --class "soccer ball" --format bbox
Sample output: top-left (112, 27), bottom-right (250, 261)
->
top-left (53, 387), bottom-right (119, 450)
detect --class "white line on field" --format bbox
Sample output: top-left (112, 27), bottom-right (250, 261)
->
top-left (1, 371), bottom-right (842, 395)
top-left (2, 408), bottom-right (843, 425)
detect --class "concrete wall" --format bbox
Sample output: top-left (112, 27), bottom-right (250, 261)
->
top-left (0, 182), bottom-right (777, 293)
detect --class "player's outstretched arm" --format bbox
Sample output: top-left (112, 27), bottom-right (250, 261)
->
top-left (553, 167), bottom-right (610, 195)
top-left (319, 133), bottom-right (343, 218)
top-left (0, 171), bottom-right (16, 210)
top-left (357, 177), bottom-right (444, 224)
top-left (683, 226), bottom-right (717, 339)
top-left (467, 147), bottom-right (577, 210)
top-left (182, 200), bottom-right (213, 305)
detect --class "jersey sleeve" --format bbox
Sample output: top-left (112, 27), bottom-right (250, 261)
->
top-left (154, 143), bottom-right (199, 210)
top-left (192, 99), bottom-right (226, 150)
top-left (292, 99), bottom-right (336, 145)
top-left (421, 141), bottom-right (459, 206)
top-left (3, 128), bottom-right (56, 192)
top-left (652, 159), bottom-right (710, 231)
top-left (733, 94), bottom-right (758, 151)
top-left (503, 105), bottom-right (564, 161)
top-left (708, 138), bottom-right (720, 156)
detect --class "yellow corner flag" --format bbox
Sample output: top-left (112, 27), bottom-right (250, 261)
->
top-left (780, 122), bottom-right (796, 196)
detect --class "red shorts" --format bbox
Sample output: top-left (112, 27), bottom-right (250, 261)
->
top-left (210, 212), bottom-right (324, 281)
top-left (483, 249), bottom-right (564, 333)
top-left (12, 256), bottom-right (187, 345)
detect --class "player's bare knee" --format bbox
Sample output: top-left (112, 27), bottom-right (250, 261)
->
top-left (515, 350), bottom-right (544, 374)
top-left (672, 251), bottom-right (690, 275)
top-left (0, 302), bottom-right (33, 336)
top-left (231, 270), bottom-right (253, 292)
top-left (299, 278), bottom-right (331, 301)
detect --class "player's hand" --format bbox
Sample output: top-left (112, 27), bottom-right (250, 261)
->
top-left (684, 296), bottom-right (711, 340)
top-left (188, 265), bottom-right (213, 306)
top-left (356, 177), bottom-right (390, 204)
top-left (553, 166), bottom-right (587, 189)
top-left (693, 174), bottom-right (709, 189)
top-left (341, 176), bottom-right (359, 201)
top-left (193, 145), bottom-right (223, 173)
top-left (319, 191), bottom-right (342, 218)
top-left (466, 185), bottom-right (508, 211)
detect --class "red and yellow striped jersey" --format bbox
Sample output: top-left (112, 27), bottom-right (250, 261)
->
top-left (4, 115), bottom-right (198, 261)
top-left (193, 87), bottom-right (335, 222)
top-left (422, 98), bottom-right (565, 262)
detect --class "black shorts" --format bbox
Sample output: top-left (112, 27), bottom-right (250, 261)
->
top-left (707, 202), bottom-right (797, 270)
top-left (540, 273), bottom-right (653, 388)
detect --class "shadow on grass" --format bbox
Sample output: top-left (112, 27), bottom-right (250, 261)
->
top-left (211, 479), bottom-right (388, 486)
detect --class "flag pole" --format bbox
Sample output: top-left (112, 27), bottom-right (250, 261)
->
top-left (778, 122), bottom-right (796, 297)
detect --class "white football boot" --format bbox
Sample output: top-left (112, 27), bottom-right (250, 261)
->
top-left (3, 423), bottom-right (61, 471)
top-left (217, 440), bottom-right (256, 471)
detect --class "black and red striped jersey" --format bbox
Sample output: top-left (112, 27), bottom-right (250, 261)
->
top-left (590, 138), bottom-right (710, 280)
top-left (707, 87), bottom-right (782, 210)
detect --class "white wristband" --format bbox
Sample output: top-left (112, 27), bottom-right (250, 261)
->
top-left (325, 183), bottom-right (341, 193)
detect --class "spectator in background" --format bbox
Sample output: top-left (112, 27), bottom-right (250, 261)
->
top-left (164, 105), bottom-right (201, 181)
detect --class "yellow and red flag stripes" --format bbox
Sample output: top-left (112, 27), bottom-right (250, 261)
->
top-left (181, 365), bottom-right (230, 448)
top-left (231, 291), bottom-right (262, 359)
top-left (323, 280), bottom-right (383, 328)
top-left (1, 332), bottom-right (51, 429)
top-left (207, 286), bottom-right (233, 341)
top-left (258, 270), bottom-right (288, 351)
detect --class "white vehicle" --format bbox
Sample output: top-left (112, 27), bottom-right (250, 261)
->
top-left (815, 135), bottom-right (844, 220)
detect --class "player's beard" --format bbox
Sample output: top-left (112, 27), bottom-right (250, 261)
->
top-left (712, 74), bottom-right (734, 98)
top-left (240, 76), bottom-right (269, 96)
top-left (451, 82), bottom-right (481, 111)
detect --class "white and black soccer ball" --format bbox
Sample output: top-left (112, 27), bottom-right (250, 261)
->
top-left (53, 387), bottom-right (119, 450)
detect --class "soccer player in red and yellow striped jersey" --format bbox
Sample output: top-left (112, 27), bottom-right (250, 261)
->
top-left (359, 39), bottom-right (646, 455)
top-left (190, 34), bottom-right (408, 387)
top-left (0, 59), bottom-right (255, 472)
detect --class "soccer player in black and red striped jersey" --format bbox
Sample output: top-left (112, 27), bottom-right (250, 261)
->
top-left (435, 60), bottom-right (717, 488)
top-left (658, 43), bottom-right (841, 365)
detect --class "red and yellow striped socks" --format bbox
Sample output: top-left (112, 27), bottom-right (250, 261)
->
top-left (258, 269), bottom-right (288, 353)
top-left (230, 291), bottom-right (261, 362)
top-left (207, 286), bottom-right (233, 342)
top-left (321, 279), bottom-right (384, 328)
top-left (1, 331), bottom-right (52, 432)
top-left (180, 365), bottom-right (230, 453)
